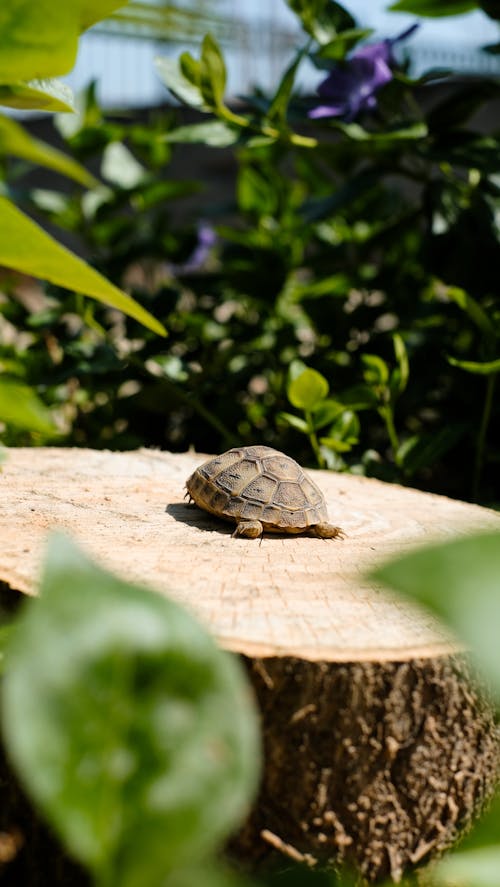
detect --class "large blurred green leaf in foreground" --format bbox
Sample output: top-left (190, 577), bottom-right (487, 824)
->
top-left (433, 845), bottom-right (500, 887)
top-left (0, 197), bottom-right (166, 335)
top-left (0, 1), bottom-right (128, 81)
top-left (372, 530), bottom-right (500, 697)
top-left (0, 378), bottom-right (57, 435)
top-left (0, 78), bottom-right (75, 112)
top-left (0, 114), bottom-right (94, 186)
top-left (2, 534), bottom-right (260, 887)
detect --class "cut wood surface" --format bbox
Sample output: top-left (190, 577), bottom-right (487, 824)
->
top-left (1, 446), bottom-right (498, 660)
top-left (2, 446), bottom-right (500, 883)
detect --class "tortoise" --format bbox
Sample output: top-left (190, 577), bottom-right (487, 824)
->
top-left (185, 445), bottom-right (343, 539)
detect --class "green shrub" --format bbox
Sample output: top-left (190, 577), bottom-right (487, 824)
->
top-left (3, 1), bottom-right (500, 503)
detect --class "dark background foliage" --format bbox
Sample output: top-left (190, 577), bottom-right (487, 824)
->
top-left (2, 10), bottom-right (500, 509)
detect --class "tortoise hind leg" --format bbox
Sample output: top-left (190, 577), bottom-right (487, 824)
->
top-left (232, 520), bottom-right (263, 539)
top-left (310, 522), bottom-right (345, 539)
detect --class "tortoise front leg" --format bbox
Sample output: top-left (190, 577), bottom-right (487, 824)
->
top-left (232, 520), bottom-right (263, 539)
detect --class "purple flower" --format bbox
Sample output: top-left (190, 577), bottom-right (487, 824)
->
top-left (309, 24), bottom-right (418, 122)
top-left (175, 222), bottom-right (217, 274)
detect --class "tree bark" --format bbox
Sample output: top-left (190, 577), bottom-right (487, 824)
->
top-left (233, 654), bottom-right (498, 882)
top-left (1, 446), bottom-right (499, 882)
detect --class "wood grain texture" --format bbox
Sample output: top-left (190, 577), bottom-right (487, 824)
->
top-left (1, 446), bottom-right (499, 661)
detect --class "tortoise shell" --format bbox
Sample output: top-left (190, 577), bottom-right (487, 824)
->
top-left (185, 445), bottom-right (342, 539)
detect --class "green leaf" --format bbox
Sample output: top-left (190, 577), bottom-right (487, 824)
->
top-left (396, 426), bottom-right (464, 475)
top-left (0, 196), bottom-right (166, 336)
top-left (154, 56), bottom-right (207, 110)
top-left (2, 534), bottom-right (260, 886)
top-left (286, 273), bottom-right (352, 300)
top-left (78, 1), bottom-right (129, 31)
top-left (237, 166), bottom-right (278, 215)
top-left (0, 2), bottom-right (127, 83)
top-left (362, 353), bottom-right (390, 386)
top-left (310, 398), bottom-right (345, 429)
top-left (448, 355), bottom-right (500, 375)
top-left (337, 384), bottom-right (378, 410)
top-left (287, 0), bottom-right (355, 44)
top-left (288, 367), bottom-right (329, 410)
top-left (305, 169), bottom-right (379, 223)
top-left (0, 378), bottom-right (56, 435)
top-left (288, 358), bottom-right (309, 382)
top-left (372, 531), bottom-right (500, 697)
top-left (319, 437), bottom-right (351, 453)
top-left (277, 411), bottom-right (309, 433)
top-left (318, 447), bottom-right (347, 470)
top-left (179, 52), bottom-right (203, 92)
top-left (0, 4), bottom-right (77, 81)
top-left (459, 791), bottom-right (500, 851)
top-left (324, 409), bottom-right (360, 445)
top-left (334, 121), bottom-right (428, 142)
top-left (245, 135), bottom-right (277, 148)
top-left (267, 48), bottom-right (306, 124)
top-left (391, 333), bottom-right (409, 395)
top-left (199, 34), bottom-right (227, 111)
top-left (434, 282), bottom-right (496, 343)
top-left (165, 120), bottom-right (239, 147)
top-left (0, 114), bottom-right (95, 187)
top-left (388, 0), bottom-right (476, 14)
top-left (101, 141), bottom-right (145, 189)
top-left (146, 355), bottom-right (189, 383)
top-left (315, 28), bottom-right (373, 61)
top-left (0, 624), bottom-right (13, 677)
top-left (335, 409), bottom-right (360, 441)
top-left (0, 78), bottom-right (75, 112)
top-left (163, 863), bottom-right (255, 887)
top-left (433, 845), bottom-right (500, 886)
top-left (162, 37), bottom-right (230, 121)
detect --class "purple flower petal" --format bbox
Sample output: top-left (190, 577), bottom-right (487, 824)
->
top-left (197, 222), bottom-right (218, 249)
top-left (173, 222), bottom-right (218, 274)
top-left (308, 23), bottom-right (419, 122)
top-left (355, 41), bottom-right (391, 67)
top-left (390, 23), bottom-right (420, 46)
top-left (308, 54), bottom-right (392, 120)
top-left (309, 103), bottom-right (346, 119)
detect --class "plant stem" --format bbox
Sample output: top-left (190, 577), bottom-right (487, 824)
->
top-left (220, 108), bottom-right (317, 149)
top-left (171, 382), bottom-right (239, 448)
top-left (380, 405), bottom-right (400, 462)
top-left (305, 410), bottom-right (325, 468)
top-left (288, 132), bottom-right (318, 148)
top-left (472, 372), bottom-right (496, 502)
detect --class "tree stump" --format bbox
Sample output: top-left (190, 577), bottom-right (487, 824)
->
top-left (1, 446), bottom-right (499, 883)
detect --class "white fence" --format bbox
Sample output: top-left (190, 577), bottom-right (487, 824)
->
top-left (66, 8), bottom-right (500, 110)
